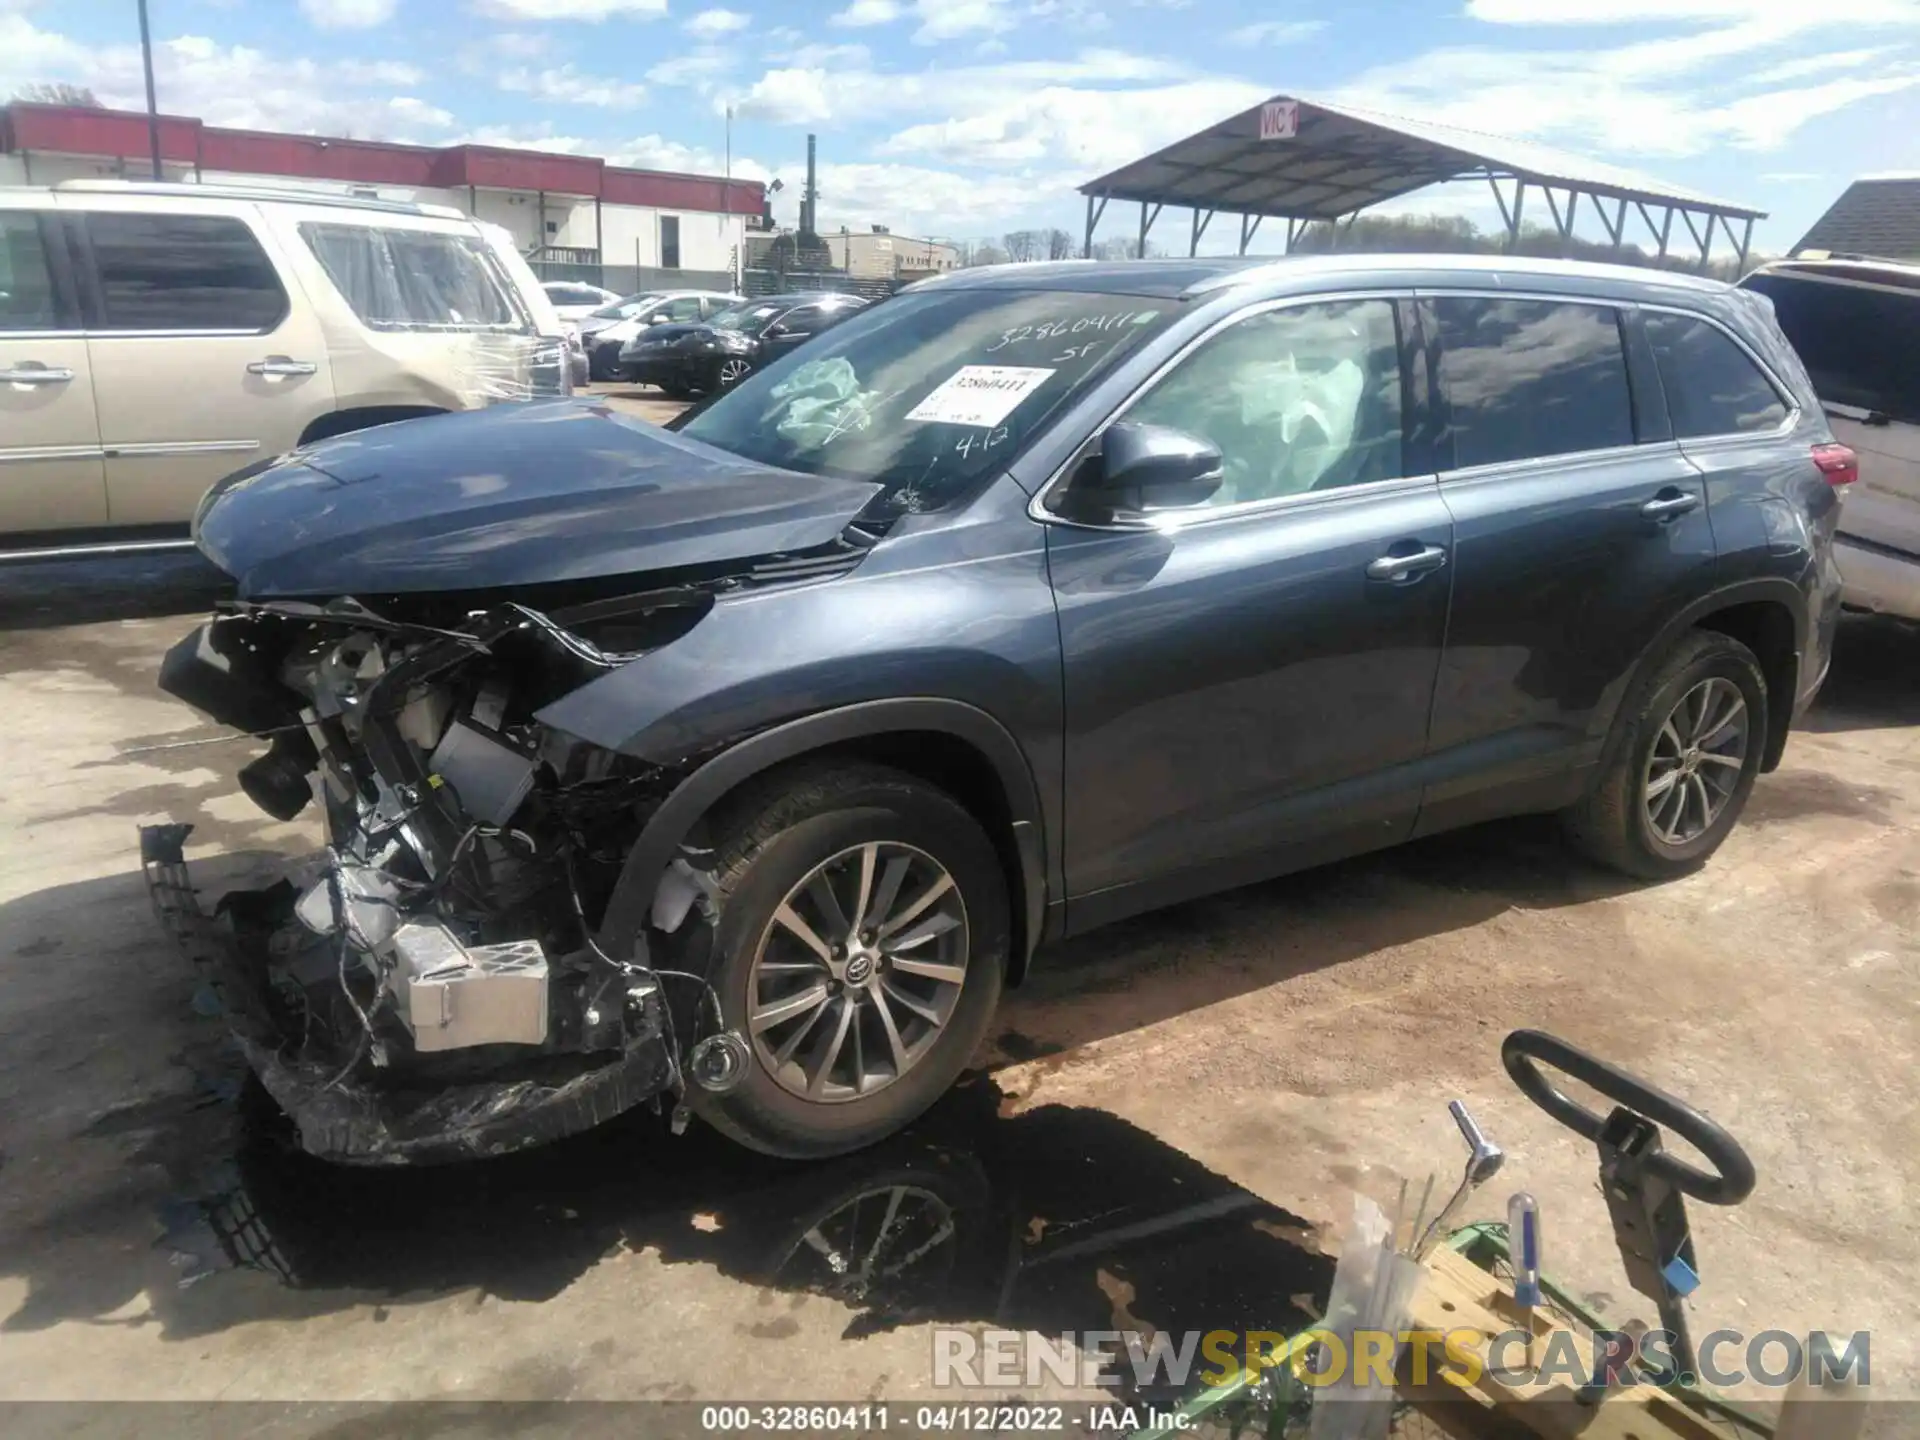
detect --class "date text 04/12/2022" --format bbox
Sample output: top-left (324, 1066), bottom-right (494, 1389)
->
top-left (697, 1403), bottom-right (1194, 1433)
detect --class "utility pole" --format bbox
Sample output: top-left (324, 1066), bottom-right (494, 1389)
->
top-left (138, 0), bottom-right (163, 180)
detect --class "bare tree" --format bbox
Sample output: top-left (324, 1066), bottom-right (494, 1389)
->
top-left (12, 82), bottom-right (103, 107)
top-left (1001, 230), bottom-right (1042, 263)
top-left (1091, 236), bottom-right (1165, 261)
top-left (1044, 227), bottom-right (1075, 261)
top-left (966, 241), bottom-right (1009, 267)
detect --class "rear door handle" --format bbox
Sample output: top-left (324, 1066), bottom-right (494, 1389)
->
top-left (247, 356), bottom-right (318, 379)
top-left (1641, 492), bottom-right (1701, 522)
top-left (0, 365), bottom-right (75, 387)
top-left (1366, 544), bottom-right (1449, 582)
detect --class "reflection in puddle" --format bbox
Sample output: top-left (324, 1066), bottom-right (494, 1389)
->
top-left (155, 1075), bottom-right (1331, 1399)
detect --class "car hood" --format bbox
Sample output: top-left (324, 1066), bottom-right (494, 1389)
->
top-left (193, 399), bottom-right (884, 598)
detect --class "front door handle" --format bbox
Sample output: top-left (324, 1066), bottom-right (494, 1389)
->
top-left (0, 364), bottom-right (75, 387)
top-left (1366, 544), bottom-right (1449, 582)
top-left (1641, 491), bottom-right (1701, 522)
top-left (247, 356), bottom-right (318, 379)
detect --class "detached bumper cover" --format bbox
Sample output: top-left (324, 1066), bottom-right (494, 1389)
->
top-left (140, 823), bottom-right (675, 1166)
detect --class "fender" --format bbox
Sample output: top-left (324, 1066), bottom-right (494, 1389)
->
top-left (594, 696), bottom-right (1049, 972)
top-left (1598, 575), bottom-right (1809, 775)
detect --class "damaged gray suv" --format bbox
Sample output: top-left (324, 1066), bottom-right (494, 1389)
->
top-left (153, 254), bottom-right (1848, 1164)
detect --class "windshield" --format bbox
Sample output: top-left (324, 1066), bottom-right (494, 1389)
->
top-left (712, 300), bottom-right (787, 335)
top-left (677, 287), bottom-right (1180, 514)
top-left (591, 292), bottom-right (663, 320)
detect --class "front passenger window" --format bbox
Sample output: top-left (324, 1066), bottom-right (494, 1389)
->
top-left (1121, 299), bottom-right (1404, 506)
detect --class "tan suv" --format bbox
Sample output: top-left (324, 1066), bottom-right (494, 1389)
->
top-left (0, 181), bottom-right (569, 550)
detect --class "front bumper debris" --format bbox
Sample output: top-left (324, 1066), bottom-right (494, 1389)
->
top-left (140, 823), bottom-right (676, 1165)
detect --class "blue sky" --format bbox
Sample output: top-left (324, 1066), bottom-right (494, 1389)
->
top-left (5, 0), bottom-right (1919, 254)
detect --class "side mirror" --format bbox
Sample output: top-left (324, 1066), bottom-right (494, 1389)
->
top-left (1068, 422), bottom-right (1223, 520)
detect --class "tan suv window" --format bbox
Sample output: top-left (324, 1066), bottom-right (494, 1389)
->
top-left (300, 223), bottom-right (528, 332)
top-left (0, 214), bottom-right (63, 331)
top-left (86, 212), bottom-right (287, 332)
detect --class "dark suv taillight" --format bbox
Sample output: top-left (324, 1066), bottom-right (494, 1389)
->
top-left (1812, 442), bottom-right (1858, 487)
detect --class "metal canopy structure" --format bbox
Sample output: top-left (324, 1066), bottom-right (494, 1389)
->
top-left (1079, 95), bottom-right (1766, 271)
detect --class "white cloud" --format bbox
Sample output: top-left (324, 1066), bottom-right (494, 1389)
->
top-left (733, 67), bottom-right (834, 123)
top-left (480, 30), bottom-right (553, 56)
top-left (685, 7), bottom-right (749, 36)
top-left (1466, 0), bottom-right (1918, 23)
top-left (612, 132), bottom-right (771, 179)
top-left (1227, 20), bottom-right (1326, 46)
top-left (830, 0), bottom-right (899, 24)
top-left (647, 47), bottom-right (736, 89)
top-left (0, 17), bottom-right (459, 139)
top-left (1336, 4), bottom-right (1920, 160)
top-left (472, 0), bottom-right (668, 19)
top-left (299, 0), bottom-right (397, 27)
top-left (498, 63), bottom-right (648, 107)
top-left (810, 160), bottom-right (1066, 232)
top-left (882, 77), bottom-right (1268, 170)
top-left (912, 0), bottom-right (1017, 44)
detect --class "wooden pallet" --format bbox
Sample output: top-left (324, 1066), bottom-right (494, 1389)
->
top-left (1397, 1247), bottom-right (1745, 1440)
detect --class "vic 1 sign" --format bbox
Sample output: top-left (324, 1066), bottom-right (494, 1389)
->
top-left (1260, 100), bottom-right (1300, 140)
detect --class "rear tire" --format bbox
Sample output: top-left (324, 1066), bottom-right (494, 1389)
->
top-left (1562, 629), bottom-right (1768, 879)
top-left (686, 763), bottom-right (1009, 1159)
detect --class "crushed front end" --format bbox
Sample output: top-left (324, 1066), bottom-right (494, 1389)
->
top-left (146, 589), bottom-right (727, 1164)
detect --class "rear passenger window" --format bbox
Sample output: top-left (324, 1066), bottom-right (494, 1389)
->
top-left (1644, 311), bottom-right (1788, 437)
top-left (0, 213), bottom-right (62, 330)
top-left (1434, 297), bottom-right (1634, 468)
top-left (86, 213), bottom-right (286, 332)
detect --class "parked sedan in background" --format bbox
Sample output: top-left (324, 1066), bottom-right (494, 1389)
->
top-left (541, 280), bottom-right (621, 323)
top-left (620, 292), bottom-right (867, 397)
top-left (579, 290), bottom-right (739, 381)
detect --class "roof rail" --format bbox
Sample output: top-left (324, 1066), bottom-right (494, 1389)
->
top-left (51, 178), bottom-right (466, 219)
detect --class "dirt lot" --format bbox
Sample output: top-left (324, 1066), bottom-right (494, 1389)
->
top-left (0, 441), bottom-right (1915, 1417)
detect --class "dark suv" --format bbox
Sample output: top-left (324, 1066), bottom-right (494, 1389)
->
top-left (154, 255), bottom-right (1849, 1166)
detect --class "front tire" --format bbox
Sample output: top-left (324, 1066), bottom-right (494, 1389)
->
top-left (687, 763), bottom-right (1009, 1159)
top-left (1562, 629), bottom-right (1768, 879)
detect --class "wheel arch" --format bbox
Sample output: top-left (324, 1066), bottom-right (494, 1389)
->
top-left (1617, 579), bottom-right (1806, 775)
top-left (595, 698), bottom-right (1049, 983)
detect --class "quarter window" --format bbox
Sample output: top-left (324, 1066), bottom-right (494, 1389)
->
top-left (1121, 298), bottom-right (1405, 506)
top-left (1433, 297), bottom-right (1634, 468)
top-left (1644, 311), bottom-right (1788, 437)
top-left (302, 223), bottom-right (526, 331)
top-left (0, 213), bottom-right (61, 330)
top-left (86, 212), bottom-right (287, 332)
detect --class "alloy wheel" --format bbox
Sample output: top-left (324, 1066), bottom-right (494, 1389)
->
top-left (1643, 676), bottom-right (1749, 845)
top-left (718, 358), bottom-right (751, 386)
top-left (747, 841), bottom-right (969, 1103)
top-left (771, 1183), bottom-right (958, 1306)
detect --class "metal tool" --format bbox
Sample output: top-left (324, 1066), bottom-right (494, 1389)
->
top-left (1508, 1191), bottom-right (1543, 1368)
top-left (1502, 1029), bottom-right (1756, 1389)
top-left (1414, 1099), bottom-right (1505, 1258)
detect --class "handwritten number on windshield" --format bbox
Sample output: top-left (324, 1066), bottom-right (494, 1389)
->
top-left (953, 426), bottom-right (1010, 459)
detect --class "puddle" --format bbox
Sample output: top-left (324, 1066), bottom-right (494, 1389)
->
top-left (136, 1072), bottom-right (1329, 1397)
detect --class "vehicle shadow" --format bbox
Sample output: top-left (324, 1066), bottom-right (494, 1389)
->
top-left (0, 550), bottom-right (231, 631)
top-left (998, 813), bottom-right (1638, 1059)
top-left (1801, 611), bottom-right (1920, 736)
top-left (0, 842), bottom-right (1332, 1386)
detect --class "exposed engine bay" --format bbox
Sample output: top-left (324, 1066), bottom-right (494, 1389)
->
top-left (146, 583), bottom-right (771, 1165)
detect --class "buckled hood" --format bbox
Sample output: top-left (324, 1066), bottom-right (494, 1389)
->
top-left (193, 399), bottom-right (882, 598)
